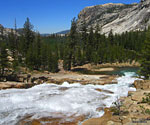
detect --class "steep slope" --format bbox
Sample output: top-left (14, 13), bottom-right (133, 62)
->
top-left (77, 0), bottom-right (150, 34)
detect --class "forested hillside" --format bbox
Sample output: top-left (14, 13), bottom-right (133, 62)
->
top-left (63, 18), bottom-right (146, 70)
top-left (0, 18), bottom-right (60, 78)
top-left (0, 17), bottom-right (149, 79)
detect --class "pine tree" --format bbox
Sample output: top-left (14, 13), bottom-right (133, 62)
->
top-left (81, 16), bottom-right (87, 51)
top-left (47, 45), bottom-right (59, 72)
top-left (13, 19), bottom-right (20, 69)
top-left (14, 18), bottom-right (19, 55)
top-left (14, 19), bottom-right (18, 48)
top-left (23, 17), bottom-right (35, 68)
top-left (8, 29), bottom-right (16, 57)
top-left (63, 46), bottom-right (72, 70)
top-left (25, 44), bottom-right (34, 70)
top-left (23, 17), bottom-right (34, 52)
top-left (0, 25), bottom-right (4, 41)
top-left (94, 23), bottom-right (101, 51)
top-left (47, 48), bottom-right (53, 72)
top-left (51, 53), bottom-right (59, 72)
top-left (140, 27), bottom-right (150, 79)
top-left (108, 29), bottom-right (114, 45)
top-left (75, 46), bottom-right (82, 65)
top-left (86, 26), bottom-right (94, 62)
top-left (33, 33), bottom-right (42, 69)
top-left (40, 43), bottom-right (48, 70)
top-left (63, 17), bottom-right (78, 70)
top-left (0, 43), bottom-right (9, 76)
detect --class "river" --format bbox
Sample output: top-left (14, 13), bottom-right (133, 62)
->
top-left (0, 68), bottom-right (140, 124)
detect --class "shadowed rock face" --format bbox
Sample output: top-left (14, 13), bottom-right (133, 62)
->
top-left (77, 0), bottom-right (150, 35)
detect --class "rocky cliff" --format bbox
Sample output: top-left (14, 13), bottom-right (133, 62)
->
top-left (77, 0), bottom-right (150, 35)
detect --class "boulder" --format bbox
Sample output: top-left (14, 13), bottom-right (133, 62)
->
top-left (134, 80), bottom-right (150, 90)
top-left (31, 76), bottom-right (48, 84)
top-left (131, 90), bottom-right (146, 102)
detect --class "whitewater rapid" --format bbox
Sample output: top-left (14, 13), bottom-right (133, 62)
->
top-left (0, 71), bottom-right (139, 124)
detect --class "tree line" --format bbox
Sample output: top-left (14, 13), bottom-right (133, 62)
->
top-left (0, 18), bottom-right (59, 78)
top-left (63, 18), bottom-right (146, 70)
top-left (0, 17), bottom-right (150, 79)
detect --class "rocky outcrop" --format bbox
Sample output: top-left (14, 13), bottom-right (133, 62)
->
top-left (134, 80), bottom-right (150, 90)
top-left (77, 0), bottom-right (150, 35)
top-left (0, 24), bottom-right (18, 36)
top-left (0, 71), bottom-right (117, 89)
top-left (0, 81), bottom-right (34, 90)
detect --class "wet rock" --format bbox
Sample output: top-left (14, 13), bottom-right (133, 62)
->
top-left (82, 108), bottom-right (112, 125)
top-left (96, 107), bottom-right (104, 111)
top-left (95, 88), bottom-right (114, 94)
top-left (0, 82), bottom-right (21, 89)
top-left (0, 84), bottom-right (11, 89)
top-left (59, 87), bottom-right (69, 91)
top-left (95, 88), bottom-right (102, 92)
top-left (18, 114), bottom-right (86, 125)
top-left (102, 90), bottom-right (114, 94)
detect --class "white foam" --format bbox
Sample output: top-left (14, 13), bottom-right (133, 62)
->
top-left (0, 71), bottom-right (139, 124)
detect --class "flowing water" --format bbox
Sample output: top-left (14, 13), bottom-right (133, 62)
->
top-left (0, 68), bottom-right (140, 124)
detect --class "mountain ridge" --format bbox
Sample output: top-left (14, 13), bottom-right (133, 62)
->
top-left (56, 30), bottom-right (70, 34)
top-left (77, 0), bottom-right (150, 35)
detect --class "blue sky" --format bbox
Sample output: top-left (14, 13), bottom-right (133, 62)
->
top-left (0, 0), bottom-right (139, 33)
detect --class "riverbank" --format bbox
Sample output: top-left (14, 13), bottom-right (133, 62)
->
top-left (0, 71), bottom-right (117, 90)
top-left (0, 63), bottom-right (139, 90)
top-left (0, 66), bottom-right (140, 125)
top-left (0, 63), bottom-right (141, 125)
top-left (83, 80), bottom-right (150, 125)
